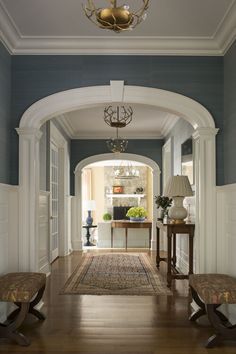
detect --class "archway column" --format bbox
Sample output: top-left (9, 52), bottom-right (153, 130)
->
top-left (193, 127), bottom-right (218, 273)
top-left (17, 127), bottom-right (42, 271)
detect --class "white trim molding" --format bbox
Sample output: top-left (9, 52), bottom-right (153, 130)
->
top-left (17, 84), bottom-right (218, 273)
top-left (74, 153), bottom-right (160, 252)
top-left (20, 86), bottom-right (215, 130)
top-left (192, 127), bottom-right (219, 273)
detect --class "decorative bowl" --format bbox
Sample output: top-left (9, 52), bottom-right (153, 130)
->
top-left (130, 217), bottom-right (145, 222)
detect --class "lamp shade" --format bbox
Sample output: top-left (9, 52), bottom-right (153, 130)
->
top-left (83, 200), bottom-right (96, 211)
top-left (164, 175), bottom-right (193, 197)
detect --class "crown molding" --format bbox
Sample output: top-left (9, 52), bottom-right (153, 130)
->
top-left (161, 114), bottom-right (180, 137)
top-left (55, 114), bottom-right (74, 139)
top-left (214, 0), bottom-right (236, 54)
top-left (6, 36), bottom-right (222, 56)
top-left (0, 1), bottom-right (235, 55)
top-left (55, 115), bottom-right (163, 140)
top-left (0, 1), bottom-right (20, 53)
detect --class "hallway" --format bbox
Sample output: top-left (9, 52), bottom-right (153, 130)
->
top-left (0, 250), bottom-right (235, 353)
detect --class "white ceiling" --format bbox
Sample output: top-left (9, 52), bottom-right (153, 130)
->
top-left (0, 0), bottom-right (235, 54)
top-left (56, 103), bottom-right (179, 139)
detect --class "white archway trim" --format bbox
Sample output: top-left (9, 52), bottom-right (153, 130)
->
top-left (19, 85), bottom-right (215, 130)
top-left (74, 153), bottom-right (160, 251)
top-left (74, 153), bottom-right (161, 174)
top-left (17, 83), bottom-right (218, 274)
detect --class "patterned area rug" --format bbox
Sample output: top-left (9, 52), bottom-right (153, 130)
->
top-left (60, 253), bottom-right (172, 296)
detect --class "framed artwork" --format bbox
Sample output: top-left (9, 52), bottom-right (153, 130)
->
top-left (112, 185), bottom-right (124, 194)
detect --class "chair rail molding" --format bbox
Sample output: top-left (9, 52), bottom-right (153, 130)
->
top-left (17, 83), bottom-right (218, 272)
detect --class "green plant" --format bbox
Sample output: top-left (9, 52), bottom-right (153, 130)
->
top-left (103, 212), bottom-right (112, 221)
top-left (154, 196), bottom-right (172, 210)
top-left (126, 206), bottom-right (147, 218)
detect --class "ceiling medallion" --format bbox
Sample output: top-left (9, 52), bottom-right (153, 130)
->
top-left (106, 127), bottom-right (128, 153)
top-left (83, 0), bottom-right (149, 33)
top-left (104, 105), bottom-right (133, 128)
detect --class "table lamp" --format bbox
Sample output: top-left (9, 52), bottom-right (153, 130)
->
top-left (163, 175), bottom-right (193, 224)
top-left (84, 200), bottom-right (96, 226)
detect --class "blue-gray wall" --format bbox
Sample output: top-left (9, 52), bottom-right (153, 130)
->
top-left (70, 139), bottom-right (163, 195)
top-left (0, 42), bottom-right (11, 184)
top-left (224, 41), bottom-right (236, 185)
top-left (10, 55), bottom-right (224, 186)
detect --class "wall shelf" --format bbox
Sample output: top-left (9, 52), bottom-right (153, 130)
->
top-left (106, 194), bottom-right (145, 206)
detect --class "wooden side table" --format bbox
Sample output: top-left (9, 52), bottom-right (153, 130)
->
top-left (156, 222), bottom-right (195, 287)
top-left (111, 220), bottom-right (152, 250)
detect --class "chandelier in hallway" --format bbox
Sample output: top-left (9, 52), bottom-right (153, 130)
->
top-left (82, 0), bottom-right (149, 33)
top-left (106, 127), bottom-right (128, 153)
top-left (105, 104), bottom-right (134, 153)
top-left (104, 105), bottom-right (133, 128)
top-left (113, 161), bottom-right (140, 179)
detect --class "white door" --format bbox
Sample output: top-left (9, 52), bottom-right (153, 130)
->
top-left (50, 142), bottom-right (59, 262)
top-left (162, 138), bottom-right (172, 191)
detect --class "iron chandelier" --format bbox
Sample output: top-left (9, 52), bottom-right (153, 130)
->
top-left (106, 127), bottom-right (128, 153)
top-left (104, 105), bottom-right (133, 128)
top-left (83, 0), bottom-right (149, 33)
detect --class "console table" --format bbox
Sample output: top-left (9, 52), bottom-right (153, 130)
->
top-left (111, 220), bottom-right (152, 250)
top-left (156, 221), bottom-right (195, 287)
top-left (83, 225), bottom-right (97, 246)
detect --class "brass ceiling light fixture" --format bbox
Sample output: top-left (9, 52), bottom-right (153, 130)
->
top-left (83, 0), bottom-right (149, 33)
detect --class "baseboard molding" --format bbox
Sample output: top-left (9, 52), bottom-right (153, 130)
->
top-left (72, 240), bottom-right (83, 250)
top-left (39, 261), bottom-right (51, 275)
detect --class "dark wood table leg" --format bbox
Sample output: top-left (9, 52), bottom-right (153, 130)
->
top-left (149, 227), bottom-right (151, 249)
top-left (125, 228), bottom-right (128, 250)
top-left (111, 227), bottom-right (113, 248)
top-left (189, 230), bottom-right (194, 275)
top-left (167, 229), bottom-right (172, 287)
top-left (172, 233), bottom-right (176, 268)
top-left (156, 226), bottom-right (160, 267)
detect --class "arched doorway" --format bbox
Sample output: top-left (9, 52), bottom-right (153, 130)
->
top-left (73, 153), bottom-right (161, 250)
top-left (17, 82), bottom-right (218, 273)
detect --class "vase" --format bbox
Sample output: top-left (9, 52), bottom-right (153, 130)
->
top-left (130, 217), bottom-right (145, 222)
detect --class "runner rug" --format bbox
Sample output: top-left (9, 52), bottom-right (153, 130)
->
top-left (60, 253), bottom-right (172, 296)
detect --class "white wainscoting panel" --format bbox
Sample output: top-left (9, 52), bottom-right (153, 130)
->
top-left (0, 183), bottom-right (19, 321)
top-left (216, 184), bottom-right (236, 323)
top-left (39, 191), bottom-right (50, 274)
top-left (176, 196), bottom-right (196, 274)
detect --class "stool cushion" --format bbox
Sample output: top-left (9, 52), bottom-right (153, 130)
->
top-left (189, 274), bottom-right (236, 304)
top-left (0, 272), bottom-right (46, 303)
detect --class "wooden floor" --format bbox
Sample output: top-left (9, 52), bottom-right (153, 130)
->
top-left (0, 249), bottom-right (236, 353)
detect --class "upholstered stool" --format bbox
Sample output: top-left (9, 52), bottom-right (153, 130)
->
top-left (0, 272), bottom-right (46, 346)
top-left (189, 274), bottom-right (236, 348)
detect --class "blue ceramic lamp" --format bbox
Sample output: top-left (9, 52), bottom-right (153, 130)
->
top-left (84, 200), bottom-right (96, 225)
